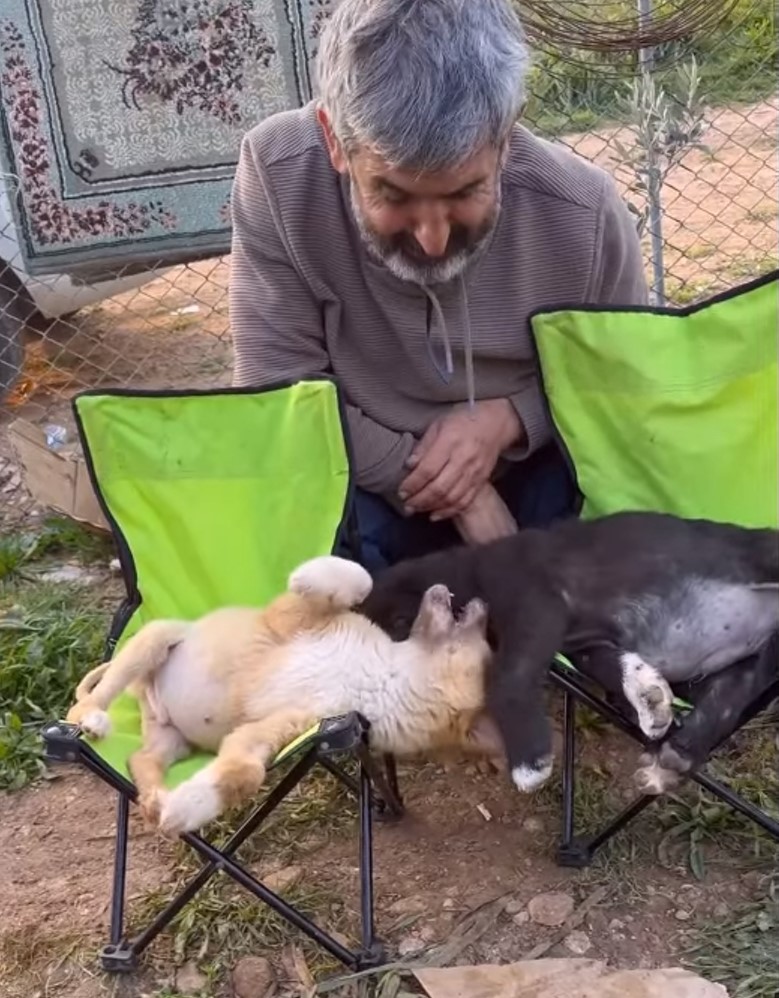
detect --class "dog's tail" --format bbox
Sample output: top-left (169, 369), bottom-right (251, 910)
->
top-left (66, 620), bottom-right (191, 738)
top-left (288, 556), bottom-right (373, 609)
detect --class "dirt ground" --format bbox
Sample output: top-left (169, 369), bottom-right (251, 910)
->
top-left (1, 691), bottom-right (776, 997)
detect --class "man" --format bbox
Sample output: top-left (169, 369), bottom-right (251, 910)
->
top-left (229, 0), bottom-right (648, 571)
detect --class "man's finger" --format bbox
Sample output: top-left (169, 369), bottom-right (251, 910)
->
top-left (403, 460), bottom-right (468, 512)
top-left (399, 436), bottom-right (453, 499)
top-left (405, 421), bottom-right (441, 471)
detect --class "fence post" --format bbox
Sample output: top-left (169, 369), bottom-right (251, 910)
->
top-left (638, 0), bottom-right (666, 306)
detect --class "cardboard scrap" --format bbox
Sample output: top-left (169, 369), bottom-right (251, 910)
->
top-left (414, 958), bottom-right (730, 998)
top-left (7, 418), bottom-right (109, 530)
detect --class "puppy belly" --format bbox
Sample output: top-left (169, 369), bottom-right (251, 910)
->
top-left (153, 642), bottom-right (233, 751)
top-left (629, 582), bottom-right (779, 682)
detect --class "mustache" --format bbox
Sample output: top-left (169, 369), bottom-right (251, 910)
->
top-left (382, 225), bottom-right (480, 263)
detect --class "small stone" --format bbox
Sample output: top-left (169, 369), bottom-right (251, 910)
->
top-left (675, 909), bottom-right (692, 922)
top-left (522, 816), bottom-right (544, 833)
top-left (175, 961), bottom-right (207, 994)
top-left (231, 956), bottom-right (276, 998)
top-left (442, 898), bottom-right (455, 910)
top-left (397, 934), bottom-right (424, 957)
top-left (263, 865), bottom-right (302, 893)
top-left (527, 891), bottom-right (575, 927)
top-left (564, 930), bottom-right (591, 955)
top-left (512, 910), bottom-right (530, 926)
top-left (387, 895), bottom-right (426, 917)
top-left (39, 564), bottom-right (96, 585)
top-left (503, 898), bottom-right (524, 916)
top-left (608, 918), bottom-right (625, 932)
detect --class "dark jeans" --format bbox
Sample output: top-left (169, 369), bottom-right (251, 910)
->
top-left (339, 444), bottom-right (577, 573)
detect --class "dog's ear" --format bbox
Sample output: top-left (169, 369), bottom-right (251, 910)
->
top-left (411, 584), bottom-right (455, 641)
top-left (456, 598), bottom-right (488, 638)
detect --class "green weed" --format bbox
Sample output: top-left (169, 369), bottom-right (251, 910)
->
top-left (683, 874), bottom-right (779, 997)
top-left (0, 582), bottom-right (110, 789)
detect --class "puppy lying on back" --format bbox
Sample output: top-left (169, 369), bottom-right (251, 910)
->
top-left (360, 511), bottom-right (779, 795)
top-left (67, 556), bottom-right (493, 836)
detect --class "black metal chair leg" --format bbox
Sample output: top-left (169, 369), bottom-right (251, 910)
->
top-left (100, 794), bottom-right (137, 971)
top-left (584, 793), bottom-right (659, 855)
top-left (125, 749), bottom-right (318, 962)
top-left (561, 691), bottom-right (576, 846)
top-left (358, 760), bottom-right (383, 965)
top-left (692, 770), bottom-right (779, 841)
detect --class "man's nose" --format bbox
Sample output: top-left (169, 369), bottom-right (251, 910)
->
top-left (413, 210), bottom-right (450, 258)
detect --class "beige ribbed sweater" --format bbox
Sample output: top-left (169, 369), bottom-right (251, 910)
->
top-left (229, 102), bottom-right (647, 502)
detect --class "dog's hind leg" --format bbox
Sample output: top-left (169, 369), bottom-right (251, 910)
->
top-left (620, 652), bottom-right (675, 741)
top-left (486, 591), bottom-right (568, 793)
top-left (635, 636), bottom-right (778, 795)
top-left (158, 710), bottom-right (315, 836)
top-left (66, 620), bottom-right (191, 738)
top-left (129, 703), bottom-right (191, 824)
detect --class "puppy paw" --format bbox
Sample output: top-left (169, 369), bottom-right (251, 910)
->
top-left (634, 752), bottom-right (681, 795)
top-left (288, 556), bottom-right (372, 607)
top-left (658, 742), bottom-right (694, 775)
top-left (621, 653), bottom-right (674, 740)
top-left (67, 702), bottom-right (112, 739)
top-left (137, 788), bottom-right (166, 826)
top-left (158, 771), bottom-right (222, 837)
top-left (511, 755), bottom-right (554, 792)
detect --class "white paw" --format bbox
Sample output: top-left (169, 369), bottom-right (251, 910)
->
top-left (620, 652), bottom-right (674, 740)
top-left (511, 756), bottom-right (554, 792)
top-left (80, 709), bottom-right (112, 740)
top-left (158, 770), bottom-right (222, 836)
top-left (288, 556), bottom-right (373, 606)
top-left (634, 758), bottom-right (680, 796)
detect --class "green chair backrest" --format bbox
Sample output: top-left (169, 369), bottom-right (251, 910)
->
top-left (75, 381), bottom-right (353, 643)
top-left (530, 271), bottom-right (778, 529)
top-left (72, 380), bottom-right (353, 785)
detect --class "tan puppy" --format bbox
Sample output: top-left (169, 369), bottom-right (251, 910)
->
top-left (67, 556), bottom-right (494, 836)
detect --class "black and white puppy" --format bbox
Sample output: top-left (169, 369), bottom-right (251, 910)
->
top-left (359, 511), bottom-right (779, 793)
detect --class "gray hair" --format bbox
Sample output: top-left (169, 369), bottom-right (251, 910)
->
top-left (316, 0), bottom-right (530, 171)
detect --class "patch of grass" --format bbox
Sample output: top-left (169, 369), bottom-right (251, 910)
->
top-left (665, 277), bottom-right (720, 306)
top-left (0, 925), bottom-right (88, 998)
top-left (745, 205), bottom-right (779, 224)
top-left (684, 243), bottom-right (717, 262)
top-left (719, 253), bottom-right (779, 282)
top-left (134, 874), bottom-right (350, 988)
top-left (682, 874), bottom-right (779, 997)
top-left (0, 581), bottom-right (110, 790)
top-left (654, 724), bottom-right (778, 880)
top-left (0, 516), bottom-right (113, 582)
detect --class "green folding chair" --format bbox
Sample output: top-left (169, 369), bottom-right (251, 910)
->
top-left (42, 379), bottom-right (403, 973)
top-left (528, 269), bottom-right (779, 866)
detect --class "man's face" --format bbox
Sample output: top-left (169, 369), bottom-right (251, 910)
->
top-left (319, 111), bottom-right (503, 285)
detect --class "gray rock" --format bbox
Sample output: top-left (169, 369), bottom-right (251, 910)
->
top-left (564, 930), bottom-right (592, 955)
top-left (231, 956), bottom-right (277, 998)
top-left (175, 961), bottom-right (207, 994)
top-left (527, 891), bottom-right (575, 927)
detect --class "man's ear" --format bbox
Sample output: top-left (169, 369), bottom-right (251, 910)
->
top-left (317, 106), bottom-right (348, 174)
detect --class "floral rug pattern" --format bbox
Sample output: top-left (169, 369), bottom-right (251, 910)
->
top-left (0, 0), bottom-right (336, 274)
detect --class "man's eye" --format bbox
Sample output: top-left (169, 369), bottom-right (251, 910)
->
top-left (383, 189), bottom-right (410, 206)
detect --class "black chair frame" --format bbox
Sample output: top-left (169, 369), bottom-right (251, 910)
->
top-left (41, 714), bottom-right (403, 973)
top-left (549, 660), bottom-right (779, 869)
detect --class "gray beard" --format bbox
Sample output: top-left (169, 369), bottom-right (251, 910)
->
top-left (349, 179), bottom-right (500, 286)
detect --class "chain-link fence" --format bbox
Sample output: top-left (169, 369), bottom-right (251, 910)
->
top-left (1, 2), bottom-right (777, 527)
